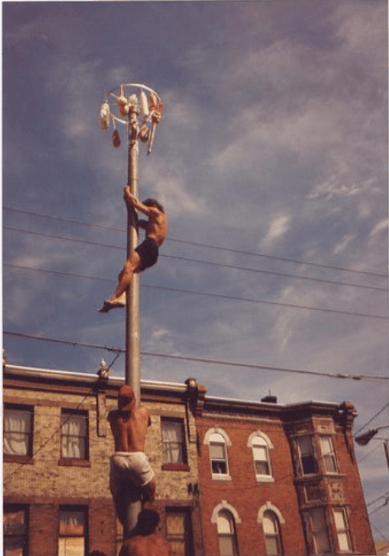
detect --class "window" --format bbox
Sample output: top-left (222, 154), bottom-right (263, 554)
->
top-left (217, 510), bottom-right (239, 556)
top-left (263, 511), bottom-right (283, 556)
top-left (166, 508), bottom-right (193, 556)
top-left (161, 418), bottom-right (187, 465)
top-left (334, 509), bottom-right (352, 552)
top-left (320, 436), bottom-right (337, 474)
top-left (305, 508), bottom-right (331, 554)
top-left (210, 433), bottom-right (229, 476)
top-left (59, 507), bottom-right (87, 556)
top-left (3, 405), bottom-right (33, 457)
top-left (250, 434), bottom-right (272, 479)
top-left (61, 410), bottom-right (88, 460)
top-left (295, 436), bottom-right (317, 475)
top-left (4, 505), bottom-right (28, 556)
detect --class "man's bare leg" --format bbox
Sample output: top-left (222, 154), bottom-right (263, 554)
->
top-left (98, 251), bottom-right (141, 313)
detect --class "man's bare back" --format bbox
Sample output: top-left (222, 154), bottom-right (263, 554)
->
top-left (108, 386), bottom-right (156, 519)
top-left (108, 405), bottom-right (150, 453)
top-left (126, 188), bottom-right (167, 247)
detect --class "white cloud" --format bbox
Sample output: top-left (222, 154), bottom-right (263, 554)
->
top-left (261, 214), bottom-right (290, 248)
top-left (370, 218), bottom-right (389, 238)
top-left (333, 233), bottom-right (355, 255)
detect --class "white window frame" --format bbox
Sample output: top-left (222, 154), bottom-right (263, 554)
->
top-left (247, 431), bottom-right (274, 483)
top-left (294, 436), bottom-right (318, 476)
top-left (305, 507), bottom-right (331, 555)
top-left (333, 508), bottom-right (352, 553)
top-left (258, 503), bottom-right (285, 556)
top-left (320, 435), bottom-right (338, 474)
top-left (204, 428), bottom-right (232, 481)
top-left (262, 510), bottom-right (284, 556)
top-left (211, 501), bottom-right (241, 556)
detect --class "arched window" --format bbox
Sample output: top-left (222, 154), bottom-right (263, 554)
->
top-left (262, 511), bottom-right (283, 556)
top-left (217, 510), bottom-right (239, 556)
top-left (247, 432), bottom-right (274, 482)
top-left (204, 428), bottom-right (231, 479)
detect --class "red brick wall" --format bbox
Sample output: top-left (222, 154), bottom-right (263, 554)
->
top-left (29, 504), bottom-right (59, 556)
top-left (196, 416), bottom-right (306, 556)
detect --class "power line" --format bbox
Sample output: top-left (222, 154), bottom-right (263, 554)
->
top-left (354, 402), bottom-right (389, 436)
top-left (367, 492), bottom-right (389, 507)
top-left (4, 226), bottom-right (387, 292)
top-left (4, 206), bottom-right (387, 279)
top-left (4, 263), bottom-right (387, 321)
top-left (4, 331), bottom-right (388, 381)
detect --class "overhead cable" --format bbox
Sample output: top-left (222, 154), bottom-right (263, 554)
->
top-left (4, 226), bottom-right (387, 292)
top-left (4, 331), bottom-right (388, 381)
top-left (4, 263), bottom-right (387, 320)
top-left (354, 402), bottom-right (389, 436)
top-left (4, 206), bottom-right (387, 278)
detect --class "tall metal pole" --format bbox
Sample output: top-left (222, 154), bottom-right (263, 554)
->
top-left (126, 105), bottom-right (141, 401)
top-left (100, 82), bottom-right (162, 542)
top-left (125, 105), bottom-right (142, 536)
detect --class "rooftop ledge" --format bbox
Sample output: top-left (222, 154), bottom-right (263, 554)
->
top-left (3, 364), bottom-right (346, 412)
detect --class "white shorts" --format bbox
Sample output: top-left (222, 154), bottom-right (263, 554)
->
top-left (110, 452), bottom-right (155, 493)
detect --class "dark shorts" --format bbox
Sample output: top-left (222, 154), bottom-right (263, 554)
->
top-left (135, 238), bottom-right (159, 272)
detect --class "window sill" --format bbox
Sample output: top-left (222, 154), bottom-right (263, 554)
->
top-left (162, 463), bottom-right (190, 472)
top-left (4, 454), bottom-right (34, 464)
top-left (212, 474), bottom-right (231, 481)
top-left (58, 459), bottom-right (91, 467)
top-left (255, 475), bottom-right (275, 483)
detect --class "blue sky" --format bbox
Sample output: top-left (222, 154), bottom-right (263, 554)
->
top-left (3, 0), bottom-right (388, 544)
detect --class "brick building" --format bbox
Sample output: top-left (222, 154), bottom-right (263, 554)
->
top-left (3, 364), bottom-right (374, 555)
top-left (3, 364), bottom-right (203, 556)
top-left (195, 393), bottom-right (375, 556)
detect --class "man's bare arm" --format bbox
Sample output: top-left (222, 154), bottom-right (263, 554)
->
top-left (124, 187), bottom-right (157, 217)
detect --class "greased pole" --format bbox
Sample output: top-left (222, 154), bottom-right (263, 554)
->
top-left (100, 83), bottom-right (162, 541)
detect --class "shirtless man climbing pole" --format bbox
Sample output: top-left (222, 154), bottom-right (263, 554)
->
top-left (108, 385), bottom-right (156, 528)
top-left (99, 186), bottom-right (167, 313)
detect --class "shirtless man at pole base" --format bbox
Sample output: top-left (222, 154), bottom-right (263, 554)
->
top-left (108, 385), bottom-right (157, 529)
top-left (119, 510), bottom-right (172, 556)
top-left (99, 186), bottom-right (167, 313)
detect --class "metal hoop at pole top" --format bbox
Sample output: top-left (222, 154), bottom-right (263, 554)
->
top-left (100, 83), bottom-right (163, 155)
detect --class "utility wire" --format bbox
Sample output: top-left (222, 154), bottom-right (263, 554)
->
top-left (4, 226), bottom-right (387, 292)
top-left (357, 442), bottom-right (384, 463)
top-left (367, 492), bottom-right (389, 507)
top-left (354, 402), bottom-right (389, 436)
top-left (4, 263), bottom-right (387, 321)
top-left (4, 206), bottom-right (387, 279)
top-left (368, 497), bottom-right (389, 516)
top-left (4, 331), bottom-right (388, 381)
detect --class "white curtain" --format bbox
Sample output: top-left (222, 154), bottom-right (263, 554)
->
top-left (4, 410), bottom-right (31, 455)
top-left (61, 415), bottom-right (86, 459)
top-left (162, 421), bottom-right (183, 463)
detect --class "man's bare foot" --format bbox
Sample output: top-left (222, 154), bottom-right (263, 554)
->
top-left (98, 299), bottom-right (126, 313)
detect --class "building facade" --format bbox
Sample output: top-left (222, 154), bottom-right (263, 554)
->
top-left (195, 393), bottom-right (375, 556)
top-left (3, 364), bottom-right (203, 556)
top-left (3, 364), bottom-right (375, 555)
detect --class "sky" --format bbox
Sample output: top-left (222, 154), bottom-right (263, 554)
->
top-left (2, 0), bottom-right (388, 546)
